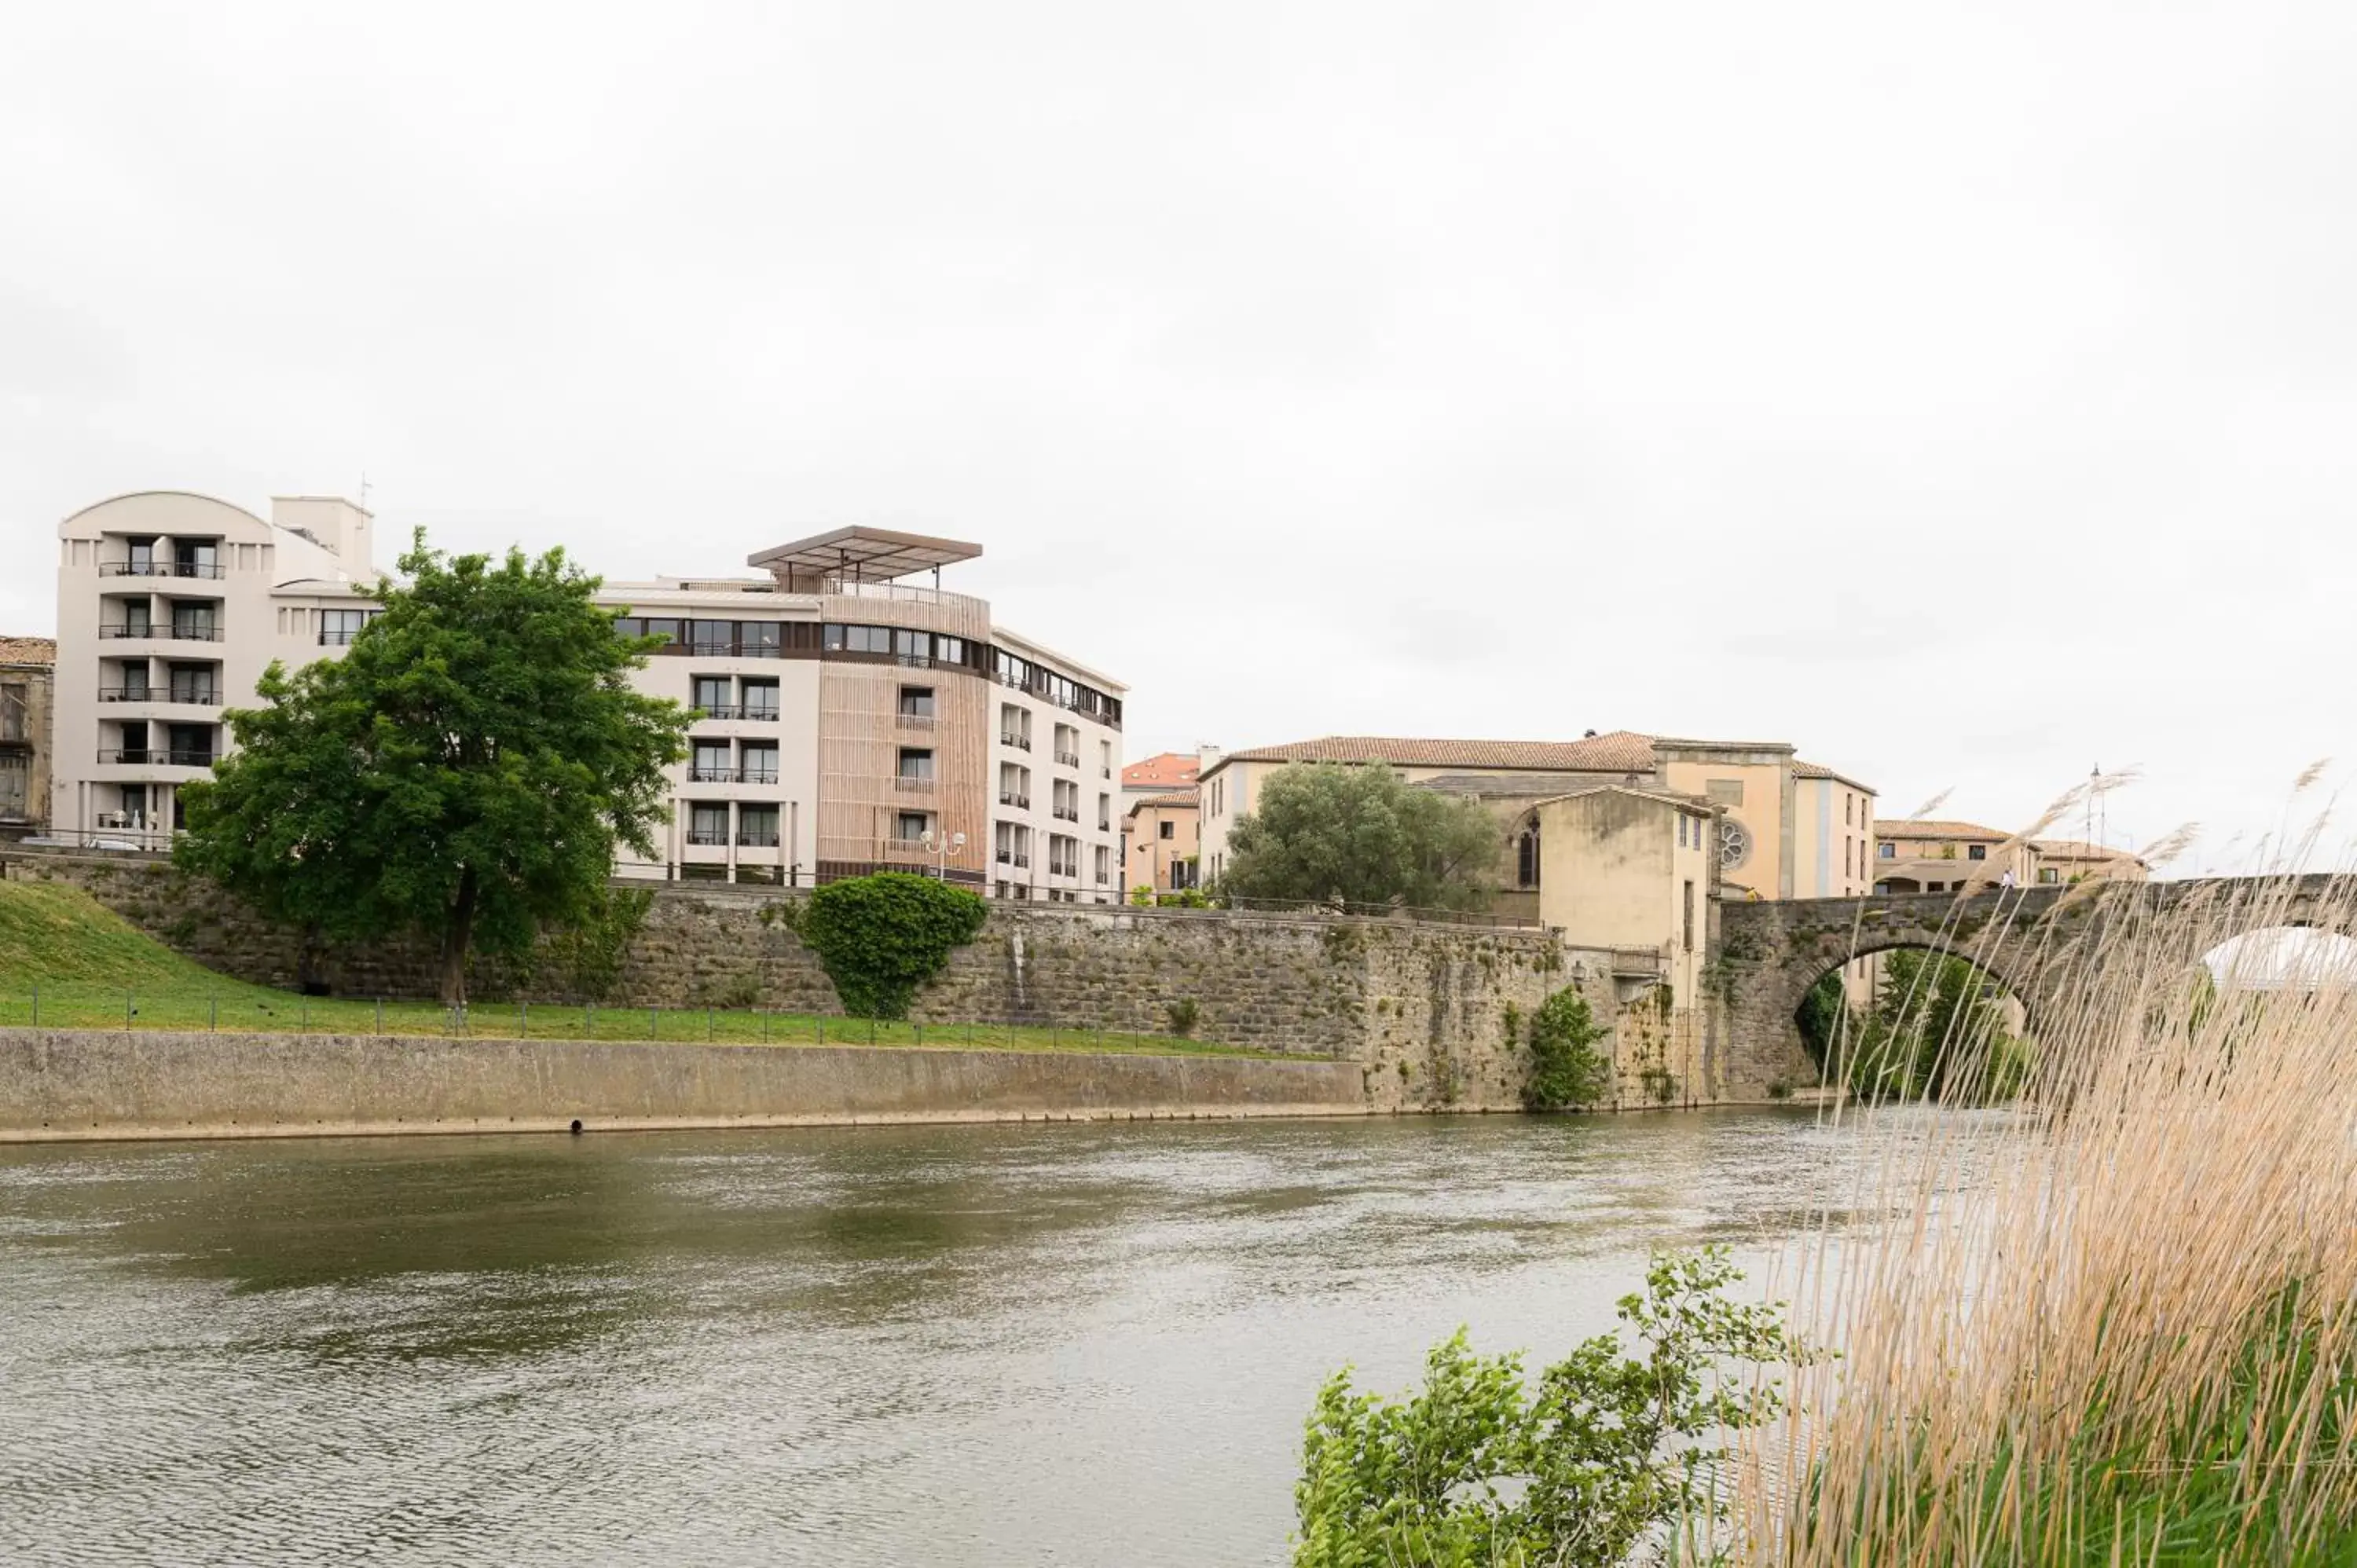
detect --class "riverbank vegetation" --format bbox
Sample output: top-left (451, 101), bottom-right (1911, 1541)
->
top-left (0, 880), bottom-right (1267, 1057)
top-left (1221, 763), bottom-right (1503, 912)
top-left (1798, 949), bottom-right (2029, 1104)
top-left (1306, 846), bottom-right (2357, 1563)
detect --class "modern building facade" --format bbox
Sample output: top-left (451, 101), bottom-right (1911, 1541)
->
top-left (49, 495), bottom-right (1124, 898)
top-left (0, 636), bottom-right (56, 841)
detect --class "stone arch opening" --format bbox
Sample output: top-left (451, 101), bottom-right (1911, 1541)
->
top-left (2201, 925), bottom-right (2357, 995)
top-left (1792, 941), bottom-right (2029, 1103)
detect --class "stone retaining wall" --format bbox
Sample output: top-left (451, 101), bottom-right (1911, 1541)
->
top-left (0, 1028), bottom-right (1373, 1142)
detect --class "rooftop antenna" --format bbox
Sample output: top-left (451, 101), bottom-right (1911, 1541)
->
top-left (359, 471), bottom-right (372, 509)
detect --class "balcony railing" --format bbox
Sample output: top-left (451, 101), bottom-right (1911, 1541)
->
top-left (896, 712), bottom-right (935, 730)
top-left (97, 625), bottom-right (156, 639)
top-left (740, 766), bottom-right (779, 785)
top-left (98, 685), bottom-right (219, 705)
top-left (101, 560), bottom-right (225, 580)
top-left (736, 831), bottom-right (782, 848)
top-left (167, 625), bottom-right (225, 642)
top-left (318, 629), bottom-right (365, 646)
top-left (689, 765), bottom-right (739, 783)
top-left (894, 775), bottom-right (935, 793)
top-left (662, 638), bottom-right (783, 660)
top-left (1054, 750), bottom-right (1081, 768)
top-left (1000, 732), bottom-right (1030, 749)
top-left (995, 850), bottom-right (1030, 867)
top-left (685, 828), bottom-right (728, 846)
top-left (694, 703), bottom-right (743, 721)
top-left (1095, 871), bottom-right (1111, 885)
top-left (999, 791), bottom-right (1028, 808)
top-left (1098, 819), bottom-right (1111, 832)
top-left (1052, 806), bottom-right (1080, 822)
top-left (97, 748), bottom-right (216, 768)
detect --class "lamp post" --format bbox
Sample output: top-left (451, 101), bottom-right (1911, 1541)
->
top-left (919, 828), bottom-right (967, 882)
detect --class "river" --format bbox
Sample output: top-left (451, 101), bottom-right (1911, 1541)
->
top-left (0, 1109), bottom-right (1873, 1565)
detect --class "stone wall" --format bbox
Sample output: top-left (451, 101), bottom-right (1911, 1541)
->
top-left (2, 846), bottom-right (1794, 1113)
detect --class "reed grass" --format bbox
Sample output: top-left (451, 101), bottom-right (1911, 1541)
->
top-left (1730, 822), bottom-right (2357, 1565)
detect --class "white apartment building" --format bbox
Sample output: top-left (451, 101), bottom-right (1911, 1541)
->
top-left (49, 494), bottom-right (1124, 899)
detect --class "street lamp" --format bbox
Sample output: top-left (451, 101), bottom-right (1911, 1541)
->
top-left (919, 828), bottom-right (967, 881)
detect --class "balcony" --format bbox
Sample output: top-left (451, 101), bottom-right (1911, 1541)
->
top-left (1052, 806), bottom-right (1080, 822)
top-left (1000, 732), bottom-right (1031, 750)
top-left (1095, 871), bottom-right (1111, 885)
top-left (100, 559), bottom-right (224, 580)
top-left (1054, 750), bottom-right (1081, 768)
top-left (673, 638), bottom-right (783, 660)
top-left (999, 791), bottom-right (1029, 808)
top-left (740, 766), bottom-right (780, 786)
top-left (694, 704), bottom-right (744, 721)
top-left (317, 629), bottom-right (366, 647)
top-left (894, 775), bottom-right (936, 793)
top-left (1098, 819), bottom-right (1111, 833)
top-left (736, 830), bottom-right (782, 848)
top-left (1610, 946), bottom-right (1670, 979)
top-left (896, 712), bottom-right (936, 731)
top-left (689, 765), bottom-right (739, 783)
top-left (685, 827), bottom-right (728, 847)
top-left (995, 850), bottom-right (1030, 868)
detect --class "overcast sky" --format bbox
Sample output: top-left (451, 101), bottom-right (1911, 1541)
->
top-left (5, 2), bottom-right (2352, 873)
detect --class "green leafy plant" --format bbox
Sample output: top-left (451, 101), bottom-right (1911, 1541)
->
top-left (1223, 763), bottom-right (1503, 912)
top-left (1523, 986), bottom-right (1610, 1111)
top-left (797, 872), bottom-right (987, 1018)
top-left (175, 530), bottom-right (690, 1002)
top-left (1640, 1067), bottom-right (1678, 1105)
top-left (1295, 1247), bottom-right (1800, 1567)
top-left (1166, 998), bottom-right (1200, 1037)
top-left (1130, 884), bottom-right (1157, 907)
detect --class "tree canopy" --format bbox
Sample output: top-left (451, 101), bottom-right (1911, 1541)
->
top-left (177, 532), bottom-right (690, 1002)
top-left (1219, 763), bottom-right (1503, 912)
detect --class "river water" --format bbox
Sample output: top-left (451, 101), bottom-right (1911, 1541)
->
top-left (0, 1110), bottom-right (1874, 1566)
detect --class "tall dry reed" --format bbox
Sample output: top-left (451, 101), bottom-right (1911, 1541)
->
top-left (1732, 841), bottom-right (2357, 1563)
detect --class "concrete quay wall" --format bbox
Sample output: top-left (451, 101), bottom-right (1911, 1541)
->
top-left (0, 1029), bottom-right (1373, 1143)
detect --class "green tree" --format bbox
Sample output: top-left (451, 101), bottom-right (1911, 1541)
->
top-left (1220, 764), bottom-right (1503, 912)
top-left (1295, 1248), bottom-right (1798, 1567)
top-left (1523, 986), bottom-right (1611, 1110)
top-left (1844, 950), bottom-right (2015, 1101)
top-left (176, 532), bottom-right (690, 1004)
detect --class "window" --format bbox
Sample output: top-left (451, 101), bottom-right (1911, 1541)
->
top-left (1967, 844), bottom-right (1987, 861)
top-left (2038, 867), bottom-right (2060, 885)
top-left (315, 608), bottom-right (365, 646)
top-left (126, 537), bottom-right (156, 573)
top-left (173, 603), bottom-right (221, 640)
top-left (113, 667), bottom-right (149, 702)
top-left (643, 617), bottom-right (682, 647)
top-left (167, 665), bottom-right (215, 705)
top-left (894, 628), bottom-right (928, 663)
top-left (1517, 826), bottom-right (1541, 888)
top-left (1094, 844), bottom-right (1111, 884)
top-left (899, 686), bottom-right (935, 719)
top-left (1845, 794), bottom-right (1853, 826)
top-left (1098, 792), bottom-right (1112, 831)
top-left (174, 540), bottom-right (221, 577)
top-left (1682, 880), bottom-right (1695, 952)
top-left (1100, 740), bottom-right (1113, 778)
top-left (0, 683), bottom-right (24, 743)
top-left (1677, 815), bottom-right (1687, 848)
top-left (825, 624), bottom-right (892, 654)
top-left (121, 603), bottom-right (151, 637)
top-left (1000, 705), bottom-right (1030, 748)
top-left (897, 747), bottom-right (934, 782)
top-left (693, 676), bottom-right (731, 714)
top-left (740, 680), bottom-right (779, 720)
top-left (999, 763), bottom-right (1029, 807)
top-left (1052, 780), bottom-right (1079, 821)
top-left (1878, 842), bottom-right (1895, 859)
top-left (739, 621), bottom-right (781, 656)
top-left (935, 636), bottom-right (965, 666)
top-left (896, 811), bottom-right (930, 843)
top-left (737, 804), bottom-right (780, 847)
top-left (691, 741), bottom-right (732, 782)
top-left (1158, 819), bottom-right (1175, 841)
top-left (687, 802), bottom-right (729, 846)
top-left (739, 742), bottom-right (779, 785)
top-left (995, 822), bottom-right (1030, 866)
top-left (1054, 724), bottom-right (1080, 765)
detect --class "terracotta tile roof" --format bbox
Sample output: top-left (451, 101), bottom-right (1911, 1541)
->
top-left (1121, 751), bottom-right (1199, 789)
top-left (0, 636), bottom-right (56, 665)
top-left (1793, 759), bottom-right (1877, 794)
top-left (1127, 788), bottom-right (1200, 815)
top-left (1215, 730), bottom-right (1659, 774)
top-left (1879, 818), bottom-right (2013, 841)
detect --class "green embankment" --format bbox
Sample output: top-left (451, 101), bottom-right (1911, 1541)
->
top-left (0, 880), bottom-right (1264, 1057)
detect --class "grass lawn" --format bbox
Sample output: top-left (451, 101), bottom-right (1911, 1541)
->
top-left (0, 879), bottom-right (1278, 1059)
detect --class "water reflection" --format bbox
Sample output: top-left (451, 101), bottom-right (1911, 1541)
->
top-left (0, 1110), bottom-right (1882, 1566)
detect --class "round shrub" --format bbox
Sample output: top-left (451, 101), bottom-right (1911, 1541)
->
top-left (798, 873), bottom-right (988, 1019)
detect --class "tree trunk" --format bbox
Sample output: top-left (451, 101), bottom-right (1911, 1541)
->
top-left (440, 867), bottom-right (478, 1006)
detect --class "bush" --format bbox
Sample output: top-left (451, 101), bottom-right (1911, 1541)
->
top-left (1524, 987), bottom-right (1610, 1111)
top-left (1166, 998), bottom-right (1200, 1037)
top-left (1295, 1248), bottom-right (1798, 1568)
top-left (797, 873), bottom-right (987, 1018)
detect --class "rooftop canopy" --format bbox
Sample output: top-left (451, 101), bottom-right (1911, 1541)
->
top-left (746, 526), bottom-right (983, 590)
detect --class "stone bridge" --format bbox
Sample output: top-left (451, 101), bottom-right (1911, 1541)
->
top-left (1712, 874), bottom-right (2352, 1086)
